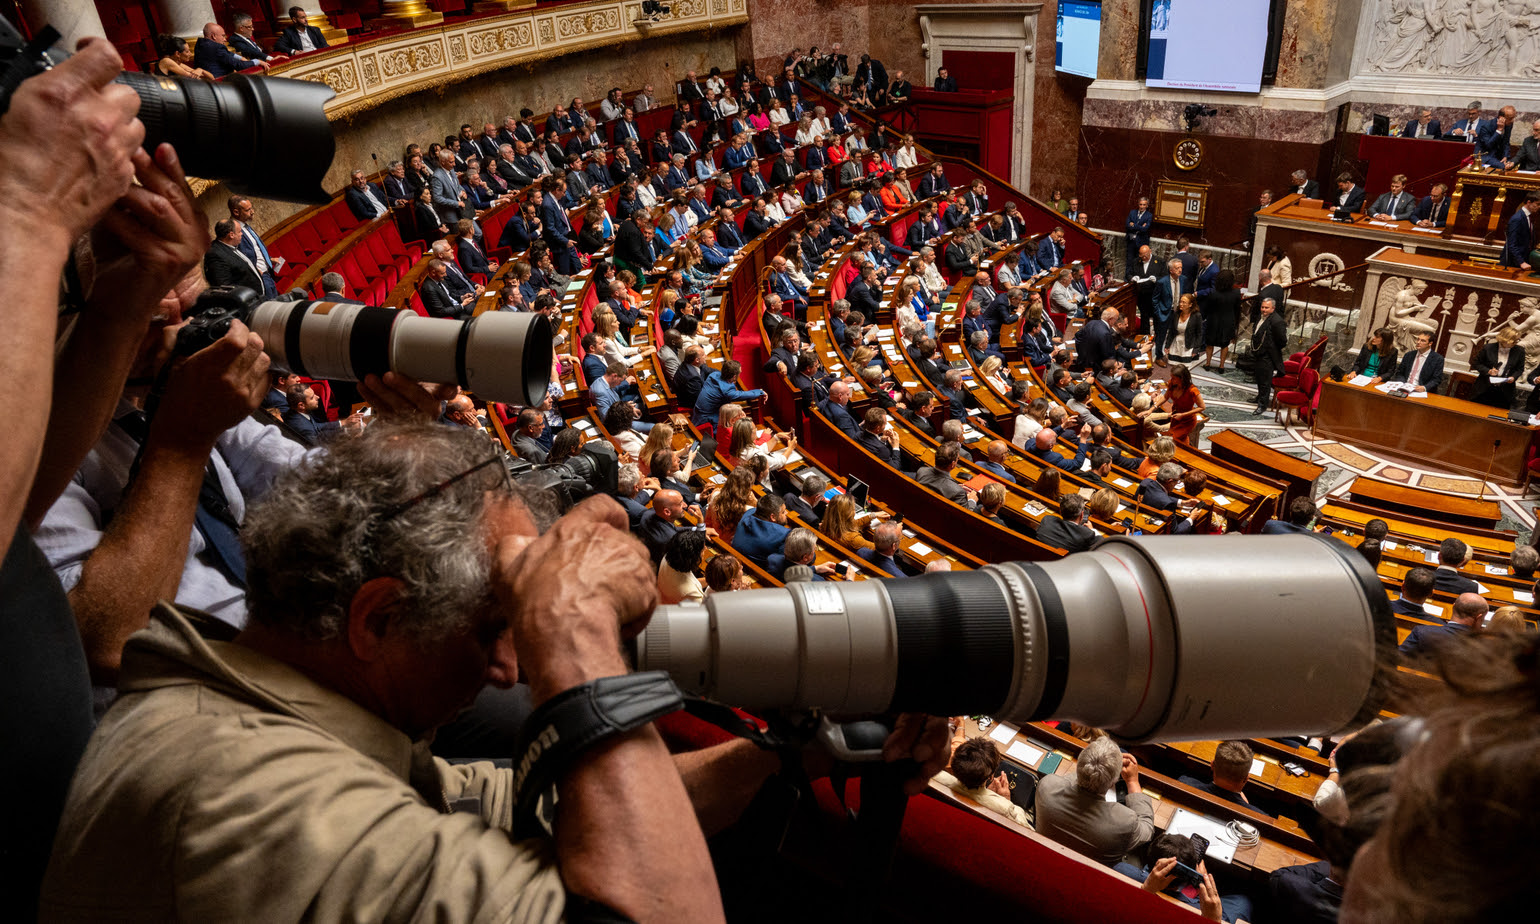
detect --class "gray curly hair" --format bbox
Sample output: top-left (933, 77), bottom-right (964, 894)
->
top-left (242, 421), bottom-right (545, 644)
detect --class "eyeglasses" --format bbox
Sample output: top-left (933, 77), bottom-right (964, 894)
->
top-left (374, 452), bottom-right (510, 525)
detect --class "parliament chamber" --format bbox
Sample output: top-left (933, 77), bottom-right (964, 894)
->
top-left (7, 1), bottom-right (1540, 923)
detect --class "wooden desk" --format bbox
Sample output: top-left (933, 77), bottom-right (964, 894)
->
top-left (1206, 430), bottom-right (1324, 513)
top-left (1356, 133), bottom-right (1472, 204)
top-left (1448, 165), bottom-right (1540, 245)
top-left (1346, 476), bottom-right (1503, 530)
top-left (1315, 379), bottom-right (1538, 486)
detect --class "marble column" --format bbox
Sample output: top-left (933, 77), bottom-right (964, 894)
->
top-left (157, 0), bottom-right (219, 38)
top-left (376, 0), bottom-right (445, 29)
top-left (18, 0), bottom-right (106, 45)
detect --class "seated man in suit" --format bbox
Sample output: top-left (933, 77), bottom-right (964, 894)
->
top-left (1324, 171), bottom-right (1366, 216)
top-left (1476, 107), bottom-right (1517, 167)
top-left (636, 489), bottom-right (690, 565)
top-left (932, 67), bottom-right (958, 92)
top-left (856, 521), bottom-right (907, 578)
top-left (418, 259), bottom-right (474, 319)
top-left (1029, 427), bottom-right (1089, 474)
top-left (857, 408), bottom-right (901, 466)
top-left (194, 22), bottom-right (267, 77)
top-left (1433, 538), bottom-right (1480, 594)
top-left (1036, 493), bottom-right (1096, 553)
top-left (1261, 496), bottom-right (1316, 534)
top-left (344, 169), bottom-right (391, 221)
top-left (915, 441), bottom-right (978, 510)
top-left (816, 381), bottom-right (861, 439)
top-left (282, 383), bottom-right (360, 447)
top-left (1400, 108), bottom-right (1441, 139)
top-left (1413, 183), bottom-right (1451, 228)
top-left (1177, 740), bottom-right (1264, 813)
top-left (783, 474), bottom-right (827, 523)
top-left (273, 6), bottom-right (329, 55)
top-left (511, 408), bottom-right (550, 463)
top-left (768, 528), bottom-right (837, 581)
top-left (1137, 462), bottom-right (1189, 514)
top-left (1391, 330), bottom-right (1444, 392)
top-left (1034, 736), bottom-right (1155, 867)
top-left (1368, 174), bottom-right (1417, 222)
top-left (672, 345), bottom-right (707, 411)
top-left (1399, 592), bottom-right (1486, 660)
top-left (612, 463), bottom-right (653, 531)
top-left (732, 495), bottom-right (792, 572)
top-left (1390, 567), bottom-right (1437, 618)
top-left (974, 440), bottom-right (1017, 485)
top-left (1286, 169), bottom-right (1320, 199)
top-left (318, 272), bottom-right (365, 305)
top-left (203, 219), bottom-right (264, 291)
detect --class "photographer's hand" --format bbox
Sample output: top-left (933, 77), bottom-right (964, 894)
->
top-left (358, 372), bottom-right (457, 422)
top-left (882, 713), bottom-right (952, 795)
top-left (0, 38), bottom-right (144, 247)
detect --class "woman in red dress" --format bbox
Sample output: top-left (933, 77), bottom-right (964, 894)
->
top-left (1163, 363), bottom-right (1206, 445)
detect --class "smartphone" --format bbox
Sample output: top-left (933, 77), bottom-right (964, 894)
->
top-left (834, 561), bottom-right (852, 578)
top-left (1319, 526), bottom-right (1335, 536)
top-left (1189, 833), bottom-right (1210, 857)
top-left (892, 512), bottom-right (904, 526)
top-left (1171, 861), bottom-right (1204, 885)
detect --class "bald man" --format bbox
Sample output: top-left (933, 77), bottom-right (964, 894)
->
top-left (974, 440), bottom-right (1018, 484)
top-left (1399, 592), bottom-right (1487, 659)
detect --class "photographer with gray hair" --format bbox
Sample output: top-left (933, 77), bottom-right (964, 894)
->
top-left (1033, 735), bottom-right (1155, 866)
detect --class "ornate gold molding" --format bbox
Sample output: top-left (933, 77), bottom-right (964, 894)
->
top-left (267, 0), bottom-right (748, 121)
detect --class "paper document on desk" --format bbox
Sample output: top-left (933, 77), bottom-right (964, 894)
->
top-left (1424, 550), bottom-right (1439, 564)
top-left (1211, 494), bottom-right (1231, 506)
top-left (1349, 374), bottom-right (1373, 386)
top-left (988, 722), bottom-right (1018, 745)
top-left (909, 541), bottom-right (932, 555)
top-left (1423, 602), bottom-right (1445, 618)
top-left (1112, 477), bottom-right (1134, 488)
top-left (1165, 809), bottom-right (1239, 864)
top-left (1485, 563), bottom-right (1509, 575)
top-left (1250, 758), bottom-right (1266, 778)
top-left (1476, 581), bottom-right (1490, 594)
top-left (1515, 591), bottom-right (1536, 604)
top-left (1409, 226), bottom-right (1442, 233)
top-left (1007, 741), bottom-right (1046, 766)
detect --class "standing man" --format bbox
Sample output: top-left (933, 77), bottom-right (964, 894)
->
top-left (1125, 196), bottom-right (1152, 274)
top-left (1502, 192), bottom-right (1540, 271)
top-left (1129, 244), bottom-right (1161, 339)
top-left (429, 150), bottom-right (466, 227)
top-left (1477, 106), bottom-right (1518, 167)
top-left (1250, 297), bottom-right (1287, 414)
top-left (539, 175), bottom-right (581, 275)
top-left (1248, 189), bottom-right (1272, 247)
top-left (227, 196), bottom-right (279, 297)
top-left (1151, 258), bottom-right (1187, 367)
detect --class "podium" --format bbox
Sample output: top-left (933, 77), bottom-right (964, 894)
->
top-left (1448, 166), bottom-right (1540, 246)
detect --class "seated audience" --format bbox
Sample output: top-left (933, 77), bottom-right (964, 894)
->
top-left (1034, 736), bottom-right (1154, 866)
top-left (1177, 740), bottom-right (1265, 814)
top-left (1433, 538), bottom-right (1479, 594)
top-left (935, 736), bottom-right (1033, 828)
top-left (658, 527), bottom-right (707, 604)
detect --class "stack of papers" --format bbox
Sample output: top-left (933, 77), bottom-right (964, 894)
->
top-left (1007, 740), bottom-right (1046, 766)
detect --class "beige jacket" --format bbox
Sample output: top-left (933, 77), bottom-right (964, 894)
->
top-left (934, 770), bottom-right (1033, 829)
top-left (40, 604), bottom-right (565, 923)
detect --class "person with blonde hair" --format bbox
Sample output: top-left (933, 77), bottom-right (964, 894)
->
top-left (1138, 434), bottom-right (1177, 479)
top-left (717, 402), bottom-right (746, 439)
top-left (1487, 605), bottom-right (1526, 632)
top-left (1471, 324), bottom-right (1525, 409)
top-left (705, 466), bottom-right (756, 543)
top-left (1087, 487), bottom-right (1119, 522)
top-left (636, 421), bottom-right (674, 474)
top-left (729, 417), bottom-right (797, 473)
top-left (980, 355), bottom-right (1008, 392)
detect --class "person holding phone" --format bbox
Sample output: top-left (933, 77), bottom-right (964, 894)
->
top-left (1114, 833), bottom-right (1251, 921)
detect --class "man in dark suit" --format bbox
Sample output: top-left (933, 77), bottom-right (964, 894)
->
top-left (282, 383), bottom-right (355, 447)
top-left (1151, 258), bottom-right (1187, 365)
top-left (273, 7), bottom-right (329, 55)
top-left (1326, 172), bottom-right (1366, 216)
top-left (344, 170), bottom-right (391, 222)
top-left (917, 163), bottom-right (949, 199)
top-left (1477, 107), bottom-right (1517, 167)
top-left (784, 475), bottom-right (826, 523)
top-left (1253, 267), bottom-right (1283, 330)
top-left (383, 161), bottom-right (412, 208)
top-left (1413, 183), bottom-right (1451, 228)
top-left (916, 442), bottom-right (978, 509)
top-left (1027, 427), bottom-right (1089, 473)
top-left (743, 199), bottom-right (776, 238)
top-left (229, 13), bottom-right (280, 63)
top-left (1260, 497), bottom-right (1316, 534)
top-left (204, 219), bottom-right (264, 292)
top-left (1124, 197), bottom-right (1152, 273)
top-left (857, 408), bottom-right (901, 466)
top-left (1286, 170), bottom-right (1319, 199)
top-left (933, 67), bottom-right (958, 91)
top-left (1368, 174), bottom-right (1417, 222)
top-left (1393, 330), bottom-right (1445, 392)
top-left (1036, 227), bottom-right (1066, 272)
top-left (1250, 296), bottom-right (1287, 413)
top-left (731, 498), bottom-right (792, 572)
top-left (1502, 192), bottom-right (1539, 269)
top-left (1389, 567), bottom-right (1437, 618)
top-left (1036, 494), bottom-right (1096, 553)
top-left (817, 382), bottom-right (861, 439)
top-left (672, 346), bottom-right (707, 411)
top-left (1514, 119), bottom-right (1540, 170)
top-left (1433, 539), bottom-right (1481, 594)
top-left (1137, 463), bottom-right (1185, 513)
top-left (538, 176), bottom-right (581, 274)
top-left (1126, 244), bottom-right (1161, 338)
top-left (637, 490), bottom-right (689, 565)
top-left (1399, 593), bottom-right (1484, 660)
top-left (419, 260), bottom-right (473, 319)
top-left (857, 521), bottom-right (907, 578)
top-left (193, 23), bottom-right (265, 77)
top-left (1399, 108), bottom-right (1442, 139)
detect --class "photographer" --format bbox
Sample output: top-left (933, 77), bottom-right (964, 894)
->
top-left (39, 422), bottom-right (951, 921)
top-left (0, 35), bottom-right (191, 912)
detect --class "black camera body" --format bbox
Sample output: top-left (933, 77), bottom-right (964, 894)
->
top-left (0, 14), bottom-right (336, 203)
top-left (507, 441), bottom-right (619, 512)
top-left (174, 286), bottom-right (266, 357)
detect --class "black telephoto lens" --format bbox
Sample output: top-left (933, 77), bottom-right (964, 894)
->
top-left (116, 72), bottom-right (336, 204)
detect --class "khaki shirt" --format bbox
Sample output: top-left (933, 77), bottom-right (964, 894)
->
top-left (934, 771), bottom-right (1033, 829)
top-left (40, 604), bottom-right (565, 923)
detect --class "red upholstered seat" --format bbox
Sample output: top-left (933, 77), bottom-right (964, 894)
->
top-left (1275, 368), bottom-right (1320, 425)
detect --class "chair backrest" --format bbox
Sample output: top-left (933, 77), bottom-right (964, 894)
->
top-left (1297, 367), bottom-right (1321, 395)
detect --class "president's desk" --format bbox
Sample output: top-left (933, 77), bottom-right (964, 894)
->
top-left (1315, 379), bottom-right (1538, 487)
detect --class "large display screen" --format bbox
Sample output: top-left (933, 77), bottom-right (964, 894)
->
top-left (1055, 2), bottom-right (1101, 80)
top-left (1145, 0), bottom-right (1270, 93)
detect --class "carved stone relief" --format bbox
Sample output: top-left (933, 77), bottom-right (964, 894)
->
top-left (1363, 0), bottom-right (1540, 77)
